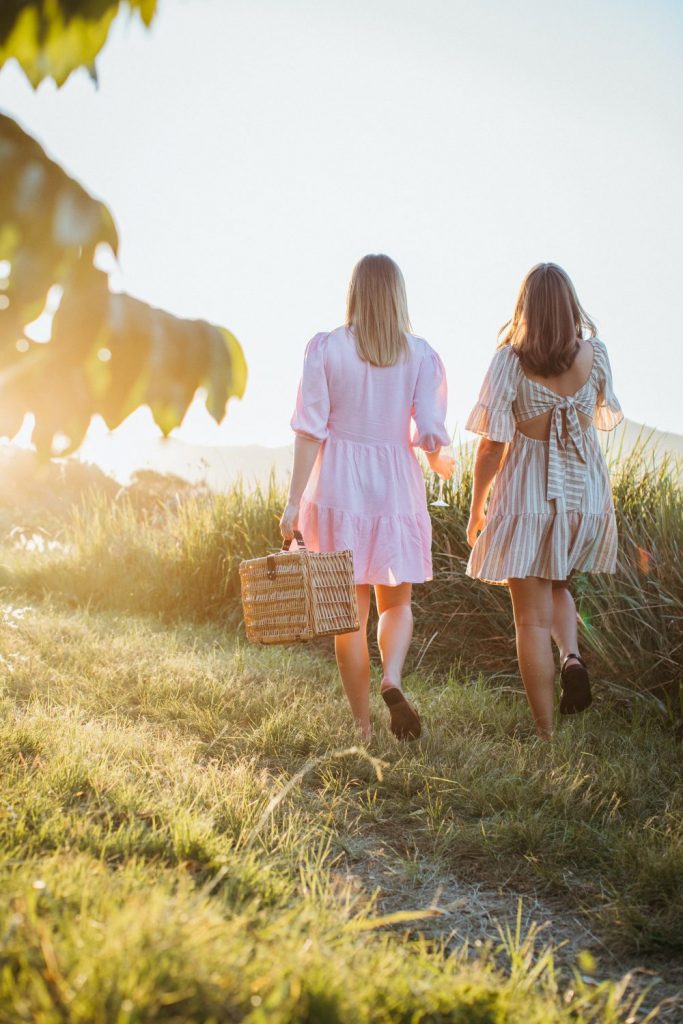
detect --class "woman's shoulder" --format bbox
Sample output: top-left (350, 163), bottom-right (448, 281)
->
top-left (587, 336), bottom-right (611, 375)
top-left (471, 344), bottom-right (522, 400)
top-left (303, 326), bottom-right (344, 358)
top-left (312, 325), bottom-right (354, 350)
top-left (493, 341), bottom-right (519, 361)
top-left (589, 336), bottom-right (609, 356)
top-left (406, 332), bottom-right (428, 351)
top-left (407, 333), bottom-right (443, 363)
top-left (488, 342), bottom-right (522, 379)
top-left (327, 325), bottom-right (348, 341)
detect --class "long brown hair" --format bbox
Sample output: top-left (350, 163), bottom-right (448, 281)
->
top-left (498, 263), bottom-right (596, 376)
top-left (346, 254), bottom-right (410, 366)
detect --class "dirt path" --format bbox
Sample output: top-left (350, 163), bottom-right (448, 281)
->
top-left (336, 833), bottom-right (683, 1022)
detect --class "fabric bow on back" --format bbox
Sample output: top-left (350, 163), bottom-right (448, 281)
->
top-left (546, 396), bottom-right (588, 510)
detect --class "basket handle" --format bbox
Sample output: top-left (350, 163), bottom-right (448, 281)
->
top-left (282, 530), bottom-right (306, 551)
top-left (267, 530), bottom-right (305, 580)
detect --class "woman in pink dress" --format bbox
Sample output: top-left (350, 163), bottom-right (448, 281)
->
top-left (280, 254), bottom-right (453, 741)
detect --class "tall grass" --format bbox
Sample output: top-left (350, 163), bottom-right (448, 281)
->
top-left (421, 447), bottom-right (683, 710)
top-left (2, 446), bottom-right (681, 709)
top-left (2, 477), bottom-right (283, 624)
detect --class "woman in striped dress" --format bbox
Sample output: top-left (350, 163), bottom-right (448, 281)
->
top-left (465, 263), bottom-right (623, 738)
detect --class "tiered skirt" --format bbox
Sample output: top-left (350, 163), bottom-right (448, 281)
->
top-left (299, 435), bottom-right (433, 586)
top-left (467, 429), bottom-right (618, 585)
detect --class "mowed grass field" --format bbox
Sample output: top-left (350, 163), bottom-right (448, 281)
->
top-left (1, 601), bottom-right (681, 1022)
top-left (0, 445), bottom-right (681, 1021)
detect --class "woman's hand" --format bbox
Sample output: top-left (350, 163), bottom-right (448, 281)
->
top-left (426, 450), bottom-right (455, 481)
top-left (279, 501), bottom-right (300, 541)
top-left (466, 509), bottom-right (486, 547)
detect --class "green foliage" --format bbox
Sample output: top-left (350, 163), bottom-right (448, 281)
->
top-left (0, 114), bottom-right (247, 453)
top-left (0, 1), bottom-right (157, 87)
top-left (0, 2), bottom-right (248, 453)
top-left (0, 602), bottom-right (676, 1020)
top-left (4, 447), bottom-right (680, 708)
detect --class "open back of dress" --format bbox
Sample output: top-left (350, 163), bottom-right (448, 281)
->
top-left (465, 338), bottom-right (623, 584)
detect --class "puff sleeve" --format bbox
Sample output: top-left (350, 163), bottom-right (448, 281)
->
top-left (411, 343), bottom-right (450, 452)
top-left (465, 346), bottom-right (519, 442)
top-left (591, 339), bottom-right (624, 431)
top-left (290, 332), bottom-right (331, 442)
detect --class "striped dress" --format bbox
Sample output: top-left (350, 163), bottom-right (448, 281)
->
top-left (465, 338), bottom-right (623, 585)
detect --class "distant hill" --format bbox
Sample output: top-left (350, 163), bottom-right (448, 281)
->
top-left (69, 417), bottom-right (682, 491)
top-left (75, 435), bottom-right (295, 490)
top-left (605, 419), bottom-right (683, 463)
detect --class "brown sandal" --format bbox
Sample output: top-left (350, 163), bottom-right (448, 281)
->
top-left (560, 653), bottom-right (592, 715)
top-left (381, 687), bottom-right (421, 740)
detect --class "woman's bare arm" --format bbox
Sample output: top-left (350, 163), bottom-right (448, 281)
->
top-left (280, 435), bottom-right (322, 539)
top-left (467, 438), bottom-right (507, 546)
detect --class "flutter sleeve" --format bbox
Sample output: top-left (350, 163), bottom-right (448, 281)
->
top-left (290, 332), bottom-right (331, 442)
top-left (591, 339), bottom-right (624, 431)
top-left (411, 343), bottom-right (450, 452)
top-left (465, 346), bottom-right (518, 442)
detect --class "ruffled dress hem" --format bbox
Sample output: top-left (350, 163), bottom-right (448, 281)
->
top-left (466, 510), bottom-right (618, 586)
top-left (299, 498), bottom-right (433, 586)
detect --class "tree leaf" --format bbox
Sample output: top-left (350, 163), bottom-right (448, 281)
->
top-left (0, 113), bottom-right (119, 354)
top-left (0, 114), bottom-right (247, 454)
top-left (0, 2), bottom-right (158, 88)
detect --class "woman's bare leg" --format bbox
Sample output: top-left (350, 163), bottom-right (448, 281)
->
top-left (509, 577), bottom-right (556, 739)
top-left (551, 582), bottom-right (581, 668)
top-left (335, 585), bottom-right (372, 739)
top-left (375, 583), bottom-right (413, 693)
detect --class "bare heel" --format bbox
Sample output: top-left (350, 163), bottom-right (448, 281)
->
top-left (381, 687), bottom-right (421, 740)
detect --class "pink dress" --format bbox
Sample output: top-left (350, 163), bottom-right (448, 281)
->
top-left (291, 326), bottom-right (449, 585)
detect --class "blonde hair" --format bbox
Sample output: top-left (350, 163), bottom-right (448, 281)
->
top-left (346, 254), bottom-right (410, 366)
top-left (498, 263), bottom-right (596, 376)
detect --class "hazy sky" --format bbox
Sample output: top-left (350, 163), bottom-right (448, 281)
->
top-left (1, 0), bottom-right (682, 448)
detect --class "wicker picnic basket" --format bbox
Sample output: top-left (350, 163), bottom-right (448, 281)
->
top-left (239, 531), bottom-right (359, 645)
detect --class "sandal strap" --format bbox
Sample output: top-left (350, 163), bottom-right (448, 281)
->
top-left (562, 652), bottom-right (586, 671)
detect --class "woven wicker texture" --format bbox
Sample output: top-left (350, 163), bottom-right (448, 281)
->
top-left (239, 546), bottom-right (359, 645)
